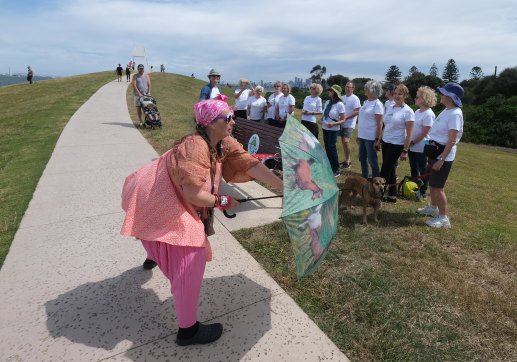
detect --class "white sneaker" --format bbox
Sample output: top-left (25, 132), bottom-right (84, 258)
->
top-left (426, 215), bottom-right (451, 228)
top-left (417, 204), bottom-right (439, 217)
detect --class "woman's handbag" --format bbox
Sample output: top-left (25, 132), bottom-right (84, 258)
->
top-left (424, 140), bottom-right (446, 159)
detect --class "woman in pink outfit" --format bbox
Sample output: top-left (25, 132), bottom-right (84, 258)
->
top-left (121, 94), bottom-right (283, 346)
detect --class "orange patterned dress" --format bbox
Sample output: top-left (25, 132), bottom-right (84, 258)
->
top-left (121, 134), bottom-right (259, 261)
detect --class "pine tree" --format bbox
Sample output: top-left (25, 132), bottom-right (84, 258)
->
top-left (469, 66), bottom-right (484, 80)
top-left (385, 65), bottom-right (402, 84)
top-left (442, 59), bottom-right (460, 83)
top-left (429, 63), bottom-right (438, 77)
top-left (408, 65), bottom-right (419, 76)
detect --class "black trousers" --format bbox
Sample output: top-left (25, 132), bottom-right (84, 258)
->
top-left (380, 141), bottom-right (403, 197)
top-left (301, 120), bottom-right (319, 139)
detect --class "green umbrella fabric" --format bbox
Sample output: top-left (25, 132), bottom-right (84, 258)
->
top-left (279, 114), bottom-right (339, 277)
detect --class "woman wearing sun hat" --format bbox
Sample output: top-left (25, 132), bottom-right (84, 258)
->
top-left (120, 94), bottom-right (283, 346)
top-left (319, 84), bottom-right (346, 177)
top-left (417, 82), bottom-right (464, 228)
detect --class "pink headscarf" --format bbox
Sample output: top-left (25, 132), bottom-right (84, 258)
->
top-left (194, 94), bottom-right (232, 127)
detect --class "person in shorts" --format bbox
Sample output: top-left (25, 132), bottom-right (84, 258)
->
top-left (417, 83), bottom-right (464, 228)
top-left (132, 64), bottom-right (151, 128)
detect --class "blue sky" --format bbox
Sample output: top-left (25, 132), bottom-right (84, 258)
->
top-left (1, 0), bottom-right (516, 84)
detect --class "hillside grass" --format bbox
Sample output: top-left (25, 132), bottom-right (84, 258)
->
top-left (131, 73), bottom-right (517, 361)
top-left (0, 71), bottom-right (118, 266)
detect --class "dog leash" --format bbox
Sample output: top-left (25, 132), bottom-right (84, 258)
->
top-left (386, 172), bottom-right (432, 188)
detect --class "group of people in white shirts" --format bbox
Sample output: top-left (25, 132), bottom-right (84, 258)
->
top-left (206, 69), bottom-right (464, 229)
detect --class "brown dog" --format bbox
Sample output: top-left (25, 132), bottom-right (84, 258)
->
top-left (339, 175), bottom-right (386, 224)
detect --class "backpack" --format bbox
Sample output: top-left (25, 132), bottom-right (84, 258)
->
top-left (397, 176), bottom-right (422, 201)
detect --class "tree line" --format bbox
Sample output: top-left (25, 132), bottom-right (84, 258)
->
top-left (283, 61), bottom-right (517, 149)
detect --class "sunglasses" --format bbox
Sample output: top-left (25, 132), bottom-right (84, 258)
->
top-left (215, 112), bottom-right (235, 123)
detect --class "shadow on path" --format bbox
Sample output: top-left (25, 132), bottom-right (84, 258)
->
top-left (45, 267), bottom-right (271, 360)
top-left (102, 122), bottom-right (137, 128)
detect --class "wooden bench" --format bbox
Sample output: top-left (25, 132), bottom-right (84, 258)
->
top-left (232, 117), bottom-right (284, 155)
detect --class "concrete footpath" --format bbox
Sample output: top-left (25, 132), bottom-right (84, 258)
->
top-left (0, 79), bottom-right (348, 361)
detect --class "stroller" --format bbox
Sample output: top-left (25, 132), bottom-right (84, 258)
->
top-left (140, 95), bottom-right (162, 129)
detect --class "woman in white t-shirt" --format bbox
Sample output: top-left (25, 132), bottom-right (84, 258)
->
top-left (409, 86), bottom-right (436, 200)
top-left (417, 83), bottom-right (464, 229)
top-left (266, 81), bottom-right (283, 126)
top-left (380, 84), bottom-right (414, 202)
top-left (246, 85), bottom-right (267, 122)
top-left (301, 83), bottom-right (323, 138)
top-left (234, 78), bottom-right (255, 119)
top-left (318, 85), bottom-right (346, 177)
top-left (274, 83), bottom-right (295, 128)
top-left (357, 80), bottom-right (384, 179)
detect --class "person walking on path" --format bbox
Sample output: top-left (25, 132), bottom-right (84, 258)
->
top-left (160, 64), bottom-right (165, 72)
top-left (116, 64), bottom-right (123, 82)
top-left (339, 81), bottom-right (361, 169)
top-left (199, 69), bottom-right (222, 101)
top-left (125, 65), bottom-right (131, 82)
top-left (27, 66), bottom-right (34, 85)
top-left (120, 94), bottom-right (283, 346)
top-left (132, 64), bottom-right (151, 128)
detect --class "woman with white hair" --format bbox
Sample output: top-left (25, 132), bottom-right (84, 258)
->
top-left (246, 85), bottom-right (267, 122)
top-left (234, 78), bottom-right (255, 119)
top-left (301, 83), bottom-right (323, 138)
top-left (356, 80), bottom-right (384, 179)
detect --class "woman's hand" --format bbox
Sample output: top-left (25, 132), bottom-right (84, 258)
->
top-left (302, 110), bottom-right (309, 115)
top-left (399, 153), bottom-right (408, 161)
top-left (432, 159), bottom-right (444, 171)
top-left (374, 139), bottom-right (381, 151)
top-left (228, 196), bottom-right (241, 210)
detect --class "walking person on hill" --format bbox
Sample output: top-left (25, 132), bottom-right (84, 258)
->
top-left (160, 64), bottom-right (165, 72)
top-left (125, 65), bottom-right (131, 82)
top-left (417, 83), bottom-right (464, 228)
top-left (120, 94), bottom-right (283, 346)
top-left (27, 66), bottom-right (34, 85)
top-left (132, 64), bottom-right (151, 128)
top-left (409, 86), bottom-right (436, 200)
top-left (116, 64), bottom-right (123, 82)
top-left (356, 80), bottom-right (384, 179)
top-left (301, 83), bottom-right (323, 139)
top-left (339, 81), bottom-right (361, 169)
top-left (199, 69), bottom-right (222, 102)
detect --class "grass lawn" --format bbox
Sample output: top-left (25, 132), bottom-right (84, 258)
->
top-left (2, 71), bottom-right (514, 360)
top-left (0, 71), bottom-right (116, 266)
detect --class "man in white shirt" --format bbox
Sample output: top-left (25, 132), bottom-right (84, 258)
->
top-left (339, 82), bottom-right (361, 168)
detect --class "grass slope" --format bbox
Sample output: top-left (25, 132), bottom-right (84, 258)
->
top-left (0, 71), bottom-right (118, 266)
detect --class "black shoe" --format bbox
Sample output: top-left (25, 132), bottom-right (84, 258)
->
top-left (343, 162), bottom-right (351, 169)
top-left (385, 197), bottom-right (397, 203)
top-left (142, 258), bottom-right (157, 270)
top-left (176, 322), bottom-right (223, 346)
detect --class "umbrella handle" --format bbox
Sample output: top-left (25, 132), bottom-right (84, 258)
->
top-left (223, 210), bottom-right (237, 218)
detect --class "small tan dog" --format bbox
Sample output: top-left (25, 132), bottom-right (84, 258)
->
top-left (339, 175), bottom-right (386, 224)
